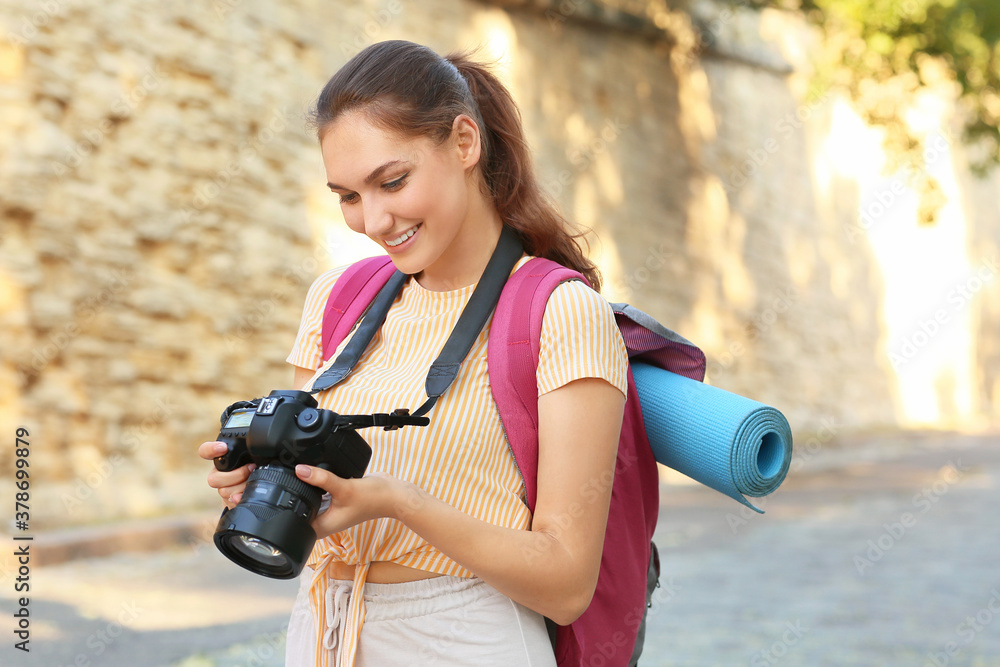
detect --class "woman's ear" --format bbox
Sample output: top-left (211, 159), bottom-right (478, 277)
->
top-left (451, 114), bottom-right (482, 170)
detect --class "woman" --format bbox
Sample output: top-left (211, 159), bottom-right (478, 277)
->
top-left (199, 40), bottom-right (628, 666)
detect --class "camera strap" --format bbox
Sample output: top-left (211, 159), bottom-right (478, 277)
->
top-left (309, 226), bottom-right (524, 424)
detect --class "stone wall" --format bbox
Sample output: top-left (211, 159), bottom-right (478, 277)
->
top-left (0, 0), bottom-right (995, 529)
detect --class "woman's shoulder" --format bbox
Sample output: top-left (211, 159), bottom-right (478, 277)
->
top-left (533, 268), bottom-right (628, 397)
top-left (547, 278), bottom-right (614, 322)
top-left (511, 255), bottom-right (612, 320)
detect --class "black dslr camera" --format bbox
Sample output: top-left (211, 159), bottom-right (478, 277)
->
top-left (212, 390), bottom-right (424, 579)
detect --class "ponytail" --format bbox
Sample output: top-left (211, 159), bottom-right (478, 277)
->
top-left (311, 41), bottom-right (602, 291)
top-left (447, 52), bottom-right (602, 291)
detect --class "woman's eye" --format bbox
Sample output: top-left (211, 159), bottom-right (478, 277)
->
top-left (383, 173), bottom-right (408, 191)
top-left (335, 174), bottom-right (406, 204)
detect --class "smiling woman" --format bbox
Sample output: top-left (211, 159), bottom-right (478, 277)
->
top-left (199, 39), bottom-right (629, 667)
top-left (320, 110), bottom-right (496, 290)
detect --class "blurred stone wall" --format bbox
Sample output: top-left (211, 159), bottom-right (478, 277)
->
top-left (0, 0), bottom-right (995, 529)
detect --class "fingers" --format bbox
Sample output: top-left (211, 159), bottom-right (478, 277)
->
top-left (294, 467), bottom-right (405, 539)
top-left (220, 491), bottom-right (242, 510)
top-left (207, 461), bottom-right (256, 488)
top-left (296, 465), bottom-right (357, 537)
top-left (218, 480), bottom-right (247, 509)
top-left (200, 441), bottom-right (257, 509)
top-left (294, 465), bottom-right (344, 495)
top-left (217, 479), bottom-right (248, 506)
top-left (198, 441), bottom-right (229, 461)
top-left (207, 462), bottom-right (257, 509)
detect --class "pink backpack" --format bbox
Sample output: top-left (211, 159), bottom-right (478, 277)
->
top-left (320, 255), bottom-right (706, 667)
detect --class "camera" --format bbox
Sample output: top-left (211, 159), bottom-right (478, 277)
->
top-left (212, 390), bottom-right (378, 579)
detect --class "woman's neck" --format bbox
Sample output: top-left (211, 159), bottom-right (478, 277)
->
top-left (415, 196), bottom-right (505, 292)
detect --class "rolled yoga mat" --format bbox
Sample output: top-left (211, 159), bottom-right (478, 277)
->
top-left (632, 362), bottom-right (793, 513)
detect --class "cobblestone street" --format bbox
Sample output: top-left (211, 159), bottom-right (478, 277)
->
top-left (9, 431), bottom-right (999, 667)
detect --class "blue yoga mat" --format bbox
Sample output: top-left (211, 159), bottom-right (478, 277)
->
top-left (632, 362), bottom-right (793, 513)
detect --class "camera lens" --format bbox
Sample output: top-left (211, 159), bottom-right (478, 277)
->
top-left (234, 536), bottom-right (285, 563)
top-left (213, 464), bottom-right (323, 579)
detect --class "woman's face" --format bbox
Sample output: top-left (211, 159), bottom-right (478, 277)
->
top-left (321, 111), bottom-right (493, 289)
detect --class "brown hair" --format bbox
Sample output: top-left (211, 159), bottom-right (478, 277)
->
top-left (310, 40), bottom-right (602, 291)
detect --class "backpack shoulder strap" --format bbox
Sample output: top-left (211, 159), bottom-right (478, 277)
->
top-left (321, 256), bottom-right (396, 362)
top-left (488, 257), bottom-right (587, 511)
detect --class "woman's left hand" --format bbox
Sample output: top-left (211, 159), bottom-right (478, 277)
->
top-left (294, 465), bottom-right (405, 539)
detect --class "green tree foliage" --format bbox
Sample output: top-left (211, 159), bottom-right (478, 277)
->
top-left (755, 0), bottom-right (1000, 179)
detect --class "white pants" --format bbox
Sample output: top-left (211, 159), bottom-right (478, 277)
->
top-left (285, 571), bottom-right (558, 667)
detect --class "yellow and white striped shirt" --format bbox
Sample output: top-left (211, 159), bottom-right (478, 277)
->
top-left (286, 254), bottom-right (628, 666)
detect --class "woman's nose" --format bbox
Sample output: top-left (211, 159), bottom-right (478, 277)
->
top-left (362, 198), bottom-right (393, 238)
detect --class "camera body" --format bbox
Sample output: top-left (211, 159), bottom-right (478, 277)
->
top-left (214, 389), bottom-right (371, 479)
top-left (212, 390), bottom-right (372, 579)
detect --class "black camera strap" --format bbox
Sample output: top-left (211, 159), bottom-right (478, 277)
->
top-left (309, 226), bottom-right (524, 426)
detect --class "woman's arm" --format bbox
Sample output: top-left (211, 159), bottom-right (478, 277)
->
top-left (296, 375), bottom-right (624, 625)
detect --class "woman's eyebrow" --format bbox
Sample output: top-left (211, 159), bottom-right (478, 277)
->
top-left (327, 159), bottom-right (406, 190)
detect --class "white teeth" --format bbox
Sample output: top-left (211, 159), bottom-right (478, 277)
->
top-left (386, 226), bottom-right (417, 247)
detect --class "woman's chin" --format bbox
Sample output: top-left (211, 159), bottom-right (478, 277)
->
top-left (387, 253), bottom-right (426, 277)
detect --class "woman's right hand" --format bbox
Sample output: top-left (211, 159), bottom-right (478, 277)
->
top-left (200, 367), bottom-right (311, 509)
top-left (198, 441), bottom-right (257, 510)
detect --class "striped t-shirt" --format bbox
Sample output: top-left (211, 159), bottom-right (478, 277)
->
top-left (285, 254), bottom-right (628, 667)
